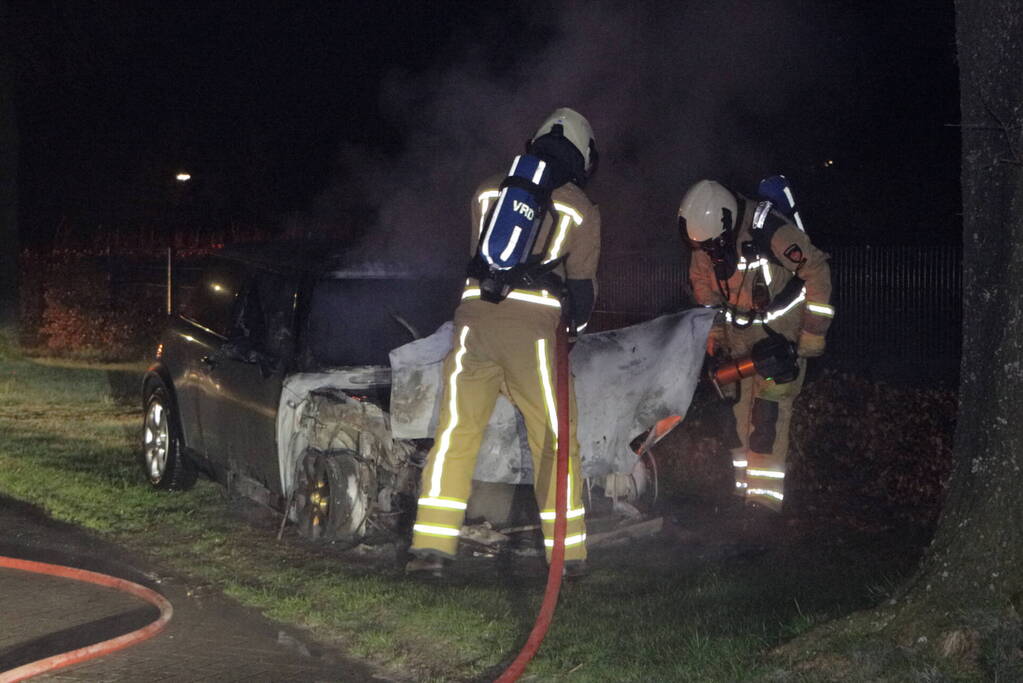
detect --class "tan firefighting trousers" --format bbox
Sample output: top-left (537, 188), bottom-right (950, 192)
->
top-left (730, 361), bottom-right (805, 511)
top-left (722, 319), bottom-right (805, 512)
top-left (410, 299), bottom-right (587, 561)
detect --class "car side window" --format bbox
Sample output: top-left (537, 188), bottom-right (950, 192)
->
top-left (179, 260), bottom-right (247, 337)
top-left (231, 270), bottom-right (298, 358)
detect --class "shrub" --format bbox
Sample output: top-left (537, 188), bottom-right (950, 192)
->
top-left (790, 370), bottom-right (956, 528)
top-left (24, 250), bottom-right (165, 361)
top-left (660, 369), bottom-right (957, 530)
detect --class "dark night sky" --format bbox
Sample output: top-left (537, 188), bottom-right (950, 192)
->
top-left (9, 1), bottom-right (960, 257)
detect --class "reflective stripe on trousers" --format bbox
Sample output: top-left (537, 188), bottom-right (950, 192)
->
top-left (410, 309), bottom-right (587, 560)
top-left (732, 359), bottom-right (804, 512)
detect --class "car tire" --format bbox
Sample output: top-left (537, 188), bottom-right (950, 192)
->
top-left (141, 385), bottom-right (197, 491)
top-left (295, 449), bottom-right (369, 546)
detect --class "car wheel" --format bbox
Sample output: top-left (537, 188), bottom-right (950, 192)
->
top-left (295, 449), bottom-right (369, 545)
top-left (141, 386), bottom-right (197, 491)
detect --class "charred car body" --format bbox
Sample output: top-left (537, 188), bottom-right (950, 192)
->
top-left (142, 242), bottom-right (712, 547)
top-left (142, 242), bottom-right (459, 543)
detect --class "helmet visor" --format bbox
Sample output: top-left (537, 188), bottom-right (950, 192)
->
top-left (680, 215), bottom-right (728, 251)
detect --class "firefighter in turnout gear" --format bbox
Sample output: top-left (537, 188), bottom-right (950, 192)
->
top-left (407, 108), bottom-right (600, 575)
top-left (680, 179), bottom-right (834, 512)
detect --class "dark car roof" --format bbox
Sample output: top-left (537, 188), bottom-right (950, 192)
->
top-left (215, 241), bottom-right (461, 369)
top-left (218, 241), bottom-right (347, 275)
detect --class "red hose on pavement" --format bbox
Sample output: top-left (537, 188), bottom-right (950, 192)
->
top-left (0, 556), bottom-right (173, 683)
top-left (496, 324), bottom-right (571, 683)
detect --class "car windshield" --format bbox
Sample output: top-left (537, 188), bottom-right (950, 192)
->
top-left (305, 276), bottom-right (460, 368)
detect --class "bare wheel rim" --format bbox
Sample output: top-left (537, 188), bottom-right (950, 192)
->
top-left (143, 400), bottom-right (169, 483)
top-left (301, 456), bottom-right (331, 539)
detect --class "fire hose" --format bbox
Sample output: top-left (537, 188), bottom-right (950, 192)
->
top-left (495, 323), bottom-right (571, 683)
top-left (0, 556), bottom-right (173, 682)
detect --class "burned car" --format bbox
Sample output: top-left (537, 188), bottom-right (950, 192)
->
top-left (141, 241), bottom-right (712, 547)
top-left (141, 242), bottom-right (459, 542)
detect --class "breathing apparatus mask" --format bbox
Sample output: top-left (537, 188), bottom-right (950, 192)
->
top-left (702, 230), bottom-right (739, 281)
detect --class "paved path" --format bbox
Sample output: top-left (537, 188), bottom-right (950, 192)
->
top-left (0, 497), bottom-right (387, 682)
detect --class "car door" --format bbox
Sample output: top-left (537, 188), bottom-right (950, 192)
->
top-left (172, 257), bottom-right (249, 458)
top-left (198, 266), bottom-right (299, 495)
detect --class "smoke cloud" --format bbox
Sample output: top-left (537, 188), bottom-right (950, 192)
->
top-left (294, 0), bottom-right (829, 272)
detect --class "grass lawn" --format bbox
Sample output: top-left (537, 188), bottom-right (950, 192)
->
top-left (0, 329), bottom-right (925, 681)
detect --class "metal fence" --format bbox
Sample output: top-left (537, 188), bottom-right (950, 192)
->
top-left (107, 255), bottom-right (205, 314)
top-left (33, 243), bottom-right (961, 380)
top-left (593, 245), bottom-right (963, 381)
top-left (825, 245), bottom-right (961, 369)
top-left (592, 251), bottom-right (691, 329)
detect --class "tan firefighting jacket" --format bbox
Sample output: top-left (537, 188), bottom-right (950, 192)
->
top-left (690, 195), bottom-right (833, 345)
top-left (463, 174), bottom-right (600, 321)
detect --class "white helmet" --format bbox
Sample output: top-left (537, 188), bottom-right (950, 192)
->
top-left (678, 180), bottom-right (738, 243)
top-left (532, 107), bottom-right (597, 177)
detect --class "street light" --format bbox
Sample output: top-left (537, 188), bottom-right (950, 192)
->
top-left (175, 172), bottom-right (192, 182)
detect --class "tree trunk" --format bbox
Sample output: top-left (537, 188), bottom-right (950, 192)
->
top-left (865, 1), bottom-right (1023, 668)
top-left (0, 0), bottom-right (19, 328)
top-left (896, 0), bottom-right (1023, 638)
top-left (773, 2), bottom-right (1023, 678)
